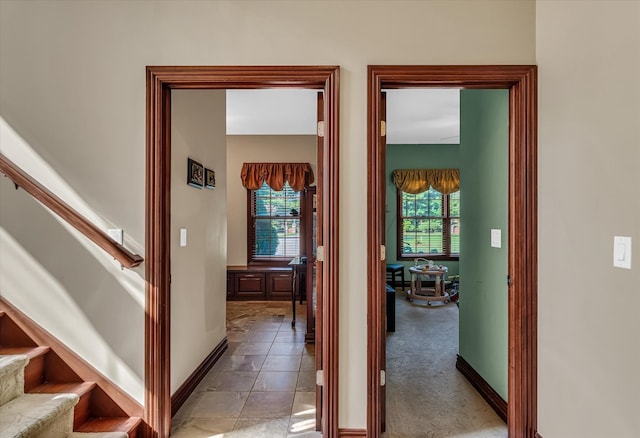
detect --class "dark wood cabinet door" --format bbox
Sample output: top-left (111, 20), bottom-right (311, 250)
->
top-left (235, 273), bottom-right (265, 299)
top-left (266, 272), bottom-right (293, 300)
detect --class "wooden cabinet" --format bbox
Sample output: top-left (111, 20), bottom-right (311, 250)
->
top-left (267, 272), bottom-right (294, 300)
top-left (227, 266), bottom-right (293, 301)
top-left (235, 273), bottom-right (265, 299)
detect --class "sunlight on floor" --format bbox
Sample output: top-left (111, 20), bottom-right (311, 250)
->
top-left (289, 418), bottom-right (316, 433)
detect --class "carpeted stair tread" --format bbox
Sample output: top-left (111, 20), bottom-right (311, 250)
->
top-left (0, 392), bottom-right (79, 438)
top-left (30, 381), bottom-right (97, 429)
top-left (0, 347), bottom-right (50, 392)
top-left (0, 354), bottom-right (29, 405)
top-left (76, 416), bottom-right (142, 434)
top-left (67, 433), bottom-right (128, 438)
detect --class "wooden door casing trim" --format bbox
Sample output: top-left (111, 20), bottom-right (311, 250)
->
top-left (146, 66), bottom-right (340, 438)
top-left (366, 65), bottom-right (537, 438)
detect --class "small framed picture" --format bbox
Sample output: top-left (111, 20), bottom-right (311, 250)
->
top-left (187, 158), bottom-right (204, 188)
top-left (205, 168), bottom-right (216, 189)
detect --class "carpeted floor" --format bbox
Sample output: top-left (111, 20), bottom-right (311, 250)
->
top-left (383, 290), bottom-right (507, 438)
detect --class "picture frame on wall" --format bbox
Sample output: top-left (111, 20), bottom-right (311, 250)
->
top-left (187, 158), bottom-right (204, 188)
top-left (205, 168), bottom-right (216, 189)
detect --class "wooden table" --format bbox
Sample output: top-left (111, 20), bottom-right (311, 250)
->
top-left (407, 266), bottom-right (449, 305)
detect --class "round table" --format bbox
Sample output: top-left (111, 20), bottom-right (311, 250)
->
top-left (407, 266), bottom-right (449, 305)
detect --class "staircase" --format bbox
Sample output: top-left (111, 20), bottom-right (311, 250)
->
top-left (0, 310), bottom-right (143, 438)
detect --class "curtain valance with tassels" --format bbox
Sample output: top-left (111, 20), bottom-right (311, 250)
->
top-left (392, 168), bottom-right (460, 195)
top-left (241, 162), bottom-right (314, 192)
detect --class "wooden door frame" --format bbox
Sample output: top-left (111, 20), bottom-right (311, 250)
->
top-left (146, 66), bottom-right (340, 438)
top-left (366, 65), bottom-right (537, 437)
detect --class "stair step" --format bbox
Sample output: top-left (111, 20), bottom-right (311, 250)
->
top-left (0, 311), bottom-right (37, 348)
top-left (67, 433), bottom-right (128, 438)
top-left (0, 346), bottom-right (50, 392)
top-left (0, 392), bottom-right (79, 438)
top-left (0, 354), bottom-right (29, 405)
top-left (30, 381), bottom-right (96, 428)
top-left (76, 416), bottom-right (142, 437)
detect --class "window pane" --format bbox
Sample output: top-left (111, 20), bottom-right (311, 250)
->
top-left (449, 191), bottom-right (460, 217)
top-left (402, 193), bottom-right (416, 217)
top-left (399, 187), bottom-right (456, 258)
top-left (401, 218), bottom-right (443, 256)
top-left (427, 188), bottom-right (443, 216)
top-left (252, 182), bottom-right (301, 259)
top-left (415, 194), bottom-right (429, 217)
top-left (255, 218), bottom-right (279, 256)
top-left (450, 218), bottom-right (460, 254)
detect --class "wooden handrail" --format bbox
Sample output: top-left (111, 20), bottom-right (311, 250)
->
top-left (0, 153), bottom-right (143, 268)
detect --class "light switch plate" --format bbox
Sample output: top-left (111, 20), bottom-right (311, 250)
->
top-left (180, 228), bottom-right (187, 247)
top-left (491, 229), bottom-right (501, 248)
top-left (107, 228), bottom-right (123, 245)
top-left (613, 236), bottom-right (631, 269)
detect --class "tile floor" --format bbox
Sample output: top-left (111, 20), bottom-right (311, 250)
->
top-left (171, 301), bottom-right (320, 437)
top-left (171, 295), bottom-right (505, 437)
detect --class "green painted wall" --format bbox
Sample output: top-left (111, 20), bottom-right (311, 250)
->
top-left (458, 89), bottom-right (509, 400)
top-left (385, 144), bottom-right (460, 276)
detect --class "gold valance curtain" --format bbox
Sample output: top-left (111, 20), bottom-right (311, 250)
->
top-left (241, 162), bottom-right (314, 192)
top-left (392, 168), bottom-right (460, 195)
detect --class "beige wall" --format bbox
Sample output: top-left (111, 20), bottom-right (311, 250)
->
top-left (0, 177), bottom-right (145, 400)
top-left (226, 135), bottom-right (317, 266)
top-left (170, 90), bottom-right (227, 393)
top-left (537, 2), bottom-right (640, 437)
top-left (0, 0), bottom-right (535, 428)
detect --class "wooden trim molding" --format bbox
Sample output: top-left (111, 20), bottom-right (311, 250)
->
top-left (456, 355), bottom-right (507, 422)
top-left (0, 297), bottom-right (144, 418)
top-left (0, 153), bottom-right (143, 269)
top-left (146, 66), bottom-right (340, 438)
top-left (171, 338), bottom-right (228, 417)
top-left (338, 428), bottom-right (367, 437)
top-left (366, 65), bottom-right (537, 438)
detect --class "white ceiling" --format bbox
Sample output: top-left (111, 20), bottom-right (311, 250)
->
top-left (226, 89), bottom-right (317, 136)
top-left (226, 88), bottom-right (460, 144)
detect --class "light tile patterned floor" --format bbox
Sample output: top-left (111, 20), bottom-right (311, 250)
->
top-left (171, 301), bottom-right (320, 438)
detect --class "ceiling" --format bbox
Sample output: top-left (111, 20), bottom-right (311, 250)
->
top-left (226, 88), bottom-right (460, 144)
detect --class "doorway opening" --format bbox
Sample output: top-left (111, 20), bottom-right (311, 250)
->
top-left (382, 87), bottom-right (509, 436)
top-left (145, 66), bottom-right (340, 438)
top-left (367, 65), bottom-right (537, 438)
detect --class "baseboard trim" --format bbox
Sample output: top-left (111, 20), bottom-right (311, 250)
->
top-left (456, 355), bottom-right (507, 423)
top-left (338, 428), bottom-right (367, 437)
top-left (171, 337), bottom-right (228, 417)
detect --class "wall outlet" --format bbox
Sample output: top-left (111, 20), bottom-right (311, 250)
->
top-left (180, 228), bottom-right (187, 247)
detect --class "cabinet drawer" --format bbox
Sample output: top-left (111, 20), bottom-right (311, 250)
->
top-left (267, 272), bottom-right (293, 300)
top-left (235, 273), bottom-right (266, 299)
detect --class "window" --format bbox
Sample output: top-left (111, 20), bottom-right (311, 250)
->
top-left (397, 187), bottom-right (460, 260)
top-left (249, 182), bottom-right (301, 262)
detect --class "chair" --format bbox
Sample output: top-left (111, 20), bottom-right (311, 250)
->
top-left (386, 263), bottom-right (405, 290)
